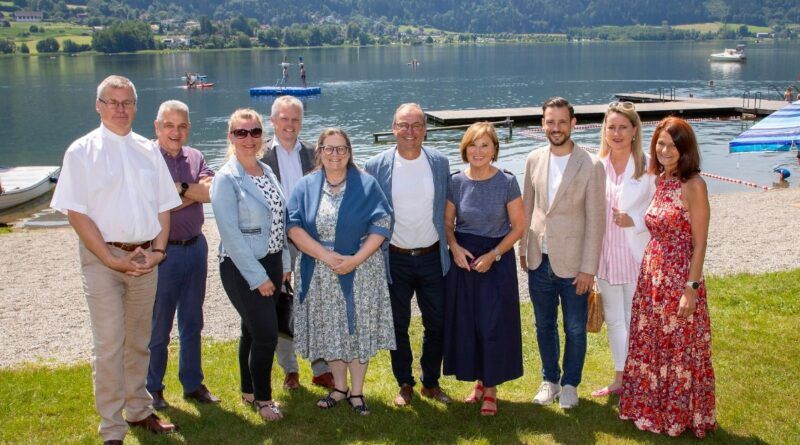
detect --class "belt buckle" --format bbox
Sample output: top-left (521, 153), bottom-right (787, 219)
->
top-left (409, 248), bottom-right (422, 257)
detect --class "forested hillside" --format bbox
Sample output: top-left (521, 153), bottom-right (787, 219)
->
top-left (8, 0), bottom-right (800, 32)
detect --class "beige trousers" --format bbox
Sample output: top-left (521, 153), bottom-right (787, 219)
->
top-left (80, 243), bottom-right (157, 441)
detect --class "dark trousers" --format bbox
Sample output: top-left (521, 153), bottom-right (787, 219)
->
top-left (388, 250), bottom-right (445, 389)
top-left (147, 234), bottom-right (208, 394)
top-left (220, 253), bottom-right (282, 401)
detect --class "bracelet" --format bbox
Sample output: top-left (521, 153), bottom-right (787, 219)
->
top-left (152, 248), bottom-right (167, 260)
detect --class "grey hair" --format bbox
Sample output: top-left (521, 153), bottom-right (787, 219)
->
top-left (156, 100), bottom-right (190, 124)
top-left (392, 102), bottom-right (425, 125)
top-left (96, 75), bottom-right (137, 101)
top-left (270, 95), bottom-right (304, 119)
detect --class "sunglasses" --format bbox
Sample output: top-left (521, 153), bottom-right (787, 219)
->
top-left (608, 101), bottom-right (636, 111)
top-left (230, 128), bottom-right (263, 139)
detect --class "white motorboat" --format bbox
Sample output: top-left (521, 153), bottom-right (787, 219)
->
top-left (710, 45), bottom-right (746, 62)
top-left (0, 166), bottom-right (60, 211)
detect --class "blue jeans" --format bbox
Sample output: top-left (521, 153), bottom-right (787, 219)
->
top-left (146, 235), bottom-right (208, 394)
top-left (388, 249), bottom-right (445, 389)
top-left (528, 254), bottom-right (588, 387)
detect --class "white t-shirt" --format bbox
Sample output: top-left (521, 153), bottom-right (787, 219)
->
top-left (51, 124), bottom-right (182, 243)
top-left (390, 150), bottom-right (438, 249)
top-left (543, 151), bottom-right (571, 254)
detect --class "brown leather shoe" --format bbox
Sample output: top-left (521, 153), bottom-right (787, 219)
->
top-left (393, 384), bottom-right (413, 406)
top-left (421, 386), bottom-right (453, 404)
top-left (184, 384), bottom-right (220, 404)
top-left (283, 372), bottom-right (300, 390)
top-left (103, 441), bottom-right (123, 445)
top-left (311, 372), bottom-right (335, 390)
top-left (127, 413), bottom-right (177, 434)
top-left (151, 389), bottom-right (169, 411)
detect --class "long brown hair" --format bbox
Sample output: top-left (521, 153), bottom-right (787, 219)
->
top-left (314, 128), bottom-right (357, 170)
top-left (647, 116), bottom-right (701, 182)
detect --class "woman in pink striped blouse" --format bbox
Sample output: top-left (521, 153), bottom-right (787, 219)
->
top-left (591, 102), bottom-right (656, 397)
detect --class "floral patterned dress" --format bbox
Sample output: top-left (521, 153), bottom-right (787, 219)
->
top-left (619, 177), bottom-right (716, 438)
top-left (293, 182), bottom-right (396, 363)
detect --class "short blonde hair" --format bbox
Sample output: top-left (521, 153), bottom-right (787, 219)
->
top-left (225, 108), bottom-right (265, 160)
top-left (459, 122), bottom-right (499, 163)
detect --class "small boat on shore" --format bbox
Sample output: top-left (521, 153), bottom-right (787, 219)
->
top-left (249, 86), bottom-right (322, 97)
top-left (0, 166), bottom-right (60, 211)
top-left (710, 45), bottom-right (746, 62)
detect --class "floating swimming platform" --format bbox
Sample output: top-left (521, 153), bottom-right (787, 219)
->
top-left (249, 86), bottom-right (322, 97)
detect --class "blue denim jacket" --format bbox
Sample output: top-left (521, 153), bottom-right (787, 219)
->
top-left (211, 156), bottom-right (290, 290)
top-left (364, 145), bottom-right (451, 276)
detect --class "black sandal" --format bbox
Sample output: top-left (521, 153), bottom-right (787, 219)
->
top-left (317, 387), bottom-right (349, 409)
top-left (348, 394), bottom-right (370, 416)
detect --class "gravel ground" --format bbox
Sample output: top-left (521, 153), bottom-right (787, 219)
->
top-left (1, 187), bottom-right (799, 368)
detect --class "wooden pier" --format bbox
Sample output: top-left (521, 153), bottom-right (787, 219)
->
top-left (424, 93), bottom-right (788, 126)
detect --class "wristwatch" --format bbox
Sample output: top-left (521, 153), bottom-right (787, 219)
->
top-left (493, 248), bottom-right (501, 262)
top-left (686, 280), bottom-right (701, 290)
top-left (179, 182), bottom-right (189, 197)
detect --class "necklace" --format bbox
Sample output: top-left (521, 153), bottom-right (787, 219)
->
top-left (325, 175), bottom-right (346, 187)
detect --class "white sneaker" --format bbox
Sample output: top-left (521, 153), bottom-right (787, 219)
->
top-left (533, 381), bottom-right (561, 405)
top-left (558, 384), bottom-right (579, 409)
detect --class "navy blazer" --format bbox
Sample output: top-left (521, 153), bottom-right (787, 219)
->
top-left (364, 145), bottom-right (451, 275)
top-left (211, 156), bottom-right (290, 290)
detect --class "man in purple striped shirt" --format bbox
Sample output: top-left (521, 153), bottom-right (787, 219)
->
top-left (146, 100), bottom-right (219, 410)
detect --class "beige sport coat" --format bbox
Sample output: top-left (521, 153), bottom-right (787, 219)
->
top-left (518, 144), bottom-right (606, 278)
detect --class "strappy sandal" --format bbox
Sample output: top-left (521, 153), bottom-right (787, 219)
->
top-left (241, 394), bottom-right (255, 407)
top-left (348, 394), bottom-right (370, 416)
top-left (254, 400), bottom-right (283, 421)
top-left (464, 381), bottom-right (485, 404)
top-left (317, 387), bottom-right (349, 409)
top-left (480, 396), bottom-right (497, 417)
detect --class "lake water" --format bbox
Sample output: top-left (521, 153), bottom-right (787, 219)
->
top-left (1, 41), bottom-right (799, 195)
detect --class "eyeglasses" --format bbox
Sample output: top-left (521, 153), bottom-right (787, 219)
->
top-left (608, 101), bottom-right (635, 111)
top-left (320, 145), bottom-right (349, 155)
top-left (394, 122), bottom-right (425, 131)
top-left (98, 98), bottom-right (136, 109)
top-left (230, 128), bottom-right (263, 139)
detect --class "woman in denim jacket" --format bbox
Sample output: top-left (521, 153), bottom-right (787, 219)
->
top-left (211, 108), bottom-right (291, 422)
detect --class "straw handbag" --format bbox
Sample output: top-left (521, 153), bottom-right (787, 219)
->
top-left (586, 283), bottom-right (604, 333)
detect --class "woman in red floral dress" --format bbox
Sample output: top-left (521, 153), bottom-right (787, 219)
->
top-left (619, 116), bottom-right (716, 438)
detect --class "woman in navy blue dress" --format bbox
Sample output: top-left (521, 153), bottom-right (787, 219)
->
top-left (443, 122), bottom-right (525, 416)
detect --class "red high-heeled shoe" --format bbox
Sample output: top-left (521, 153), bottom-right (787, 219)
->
top-left (464, 381), bottom-right (485, 403)
top-left (480, 395), bottom-right (497, 416)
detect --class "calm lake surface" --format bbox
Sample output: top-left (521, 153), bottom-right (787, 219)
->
top-left (1, 41), bottom-right (799, 194)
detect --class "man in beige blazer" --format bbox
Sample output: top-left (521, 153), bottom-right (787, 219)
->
top-left (518, 97), bottom-right (605, 409)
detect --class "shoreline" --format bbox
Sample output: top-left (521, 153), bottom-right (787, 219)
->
top-left (1, 187), bottom-right (799, 368)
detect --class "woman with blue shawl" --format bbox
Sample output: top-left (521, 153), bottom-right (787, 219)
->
top-left (287, 128), bottom-right (395, 416)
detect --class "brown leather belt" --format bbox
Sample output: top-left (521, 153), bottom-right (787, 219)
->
top-left (389, 241), bottom-right (439, 257)
top-left (106, 241), bottom-right (152, 252)
top-left (168, 235), bottom-right (199, 246)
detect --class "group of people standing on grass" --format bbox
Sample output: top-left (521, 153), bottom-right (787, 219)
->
top-left (52, 74), bottom-right (716, 445)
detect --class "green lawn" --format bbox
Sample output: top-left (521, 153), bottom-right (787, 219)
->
top-left (673, 22), bottom-right (773, 33)
top-left (1, 269), bottom-right (799, 444)
top-left (0, 21), bottom-right (92, 43)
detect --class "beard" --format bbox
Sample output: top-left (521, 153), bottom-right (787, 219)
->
top-left (546, 131), bottom-right (571, 147)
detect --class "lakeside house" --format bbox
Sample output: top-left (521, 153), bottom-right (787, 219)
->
top-left (13, 11), bottom-right (43, 22)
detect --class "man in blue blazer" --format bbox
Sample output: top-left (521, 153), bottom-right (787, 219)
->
top-left (364, 103), bottom-right (452, 406)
